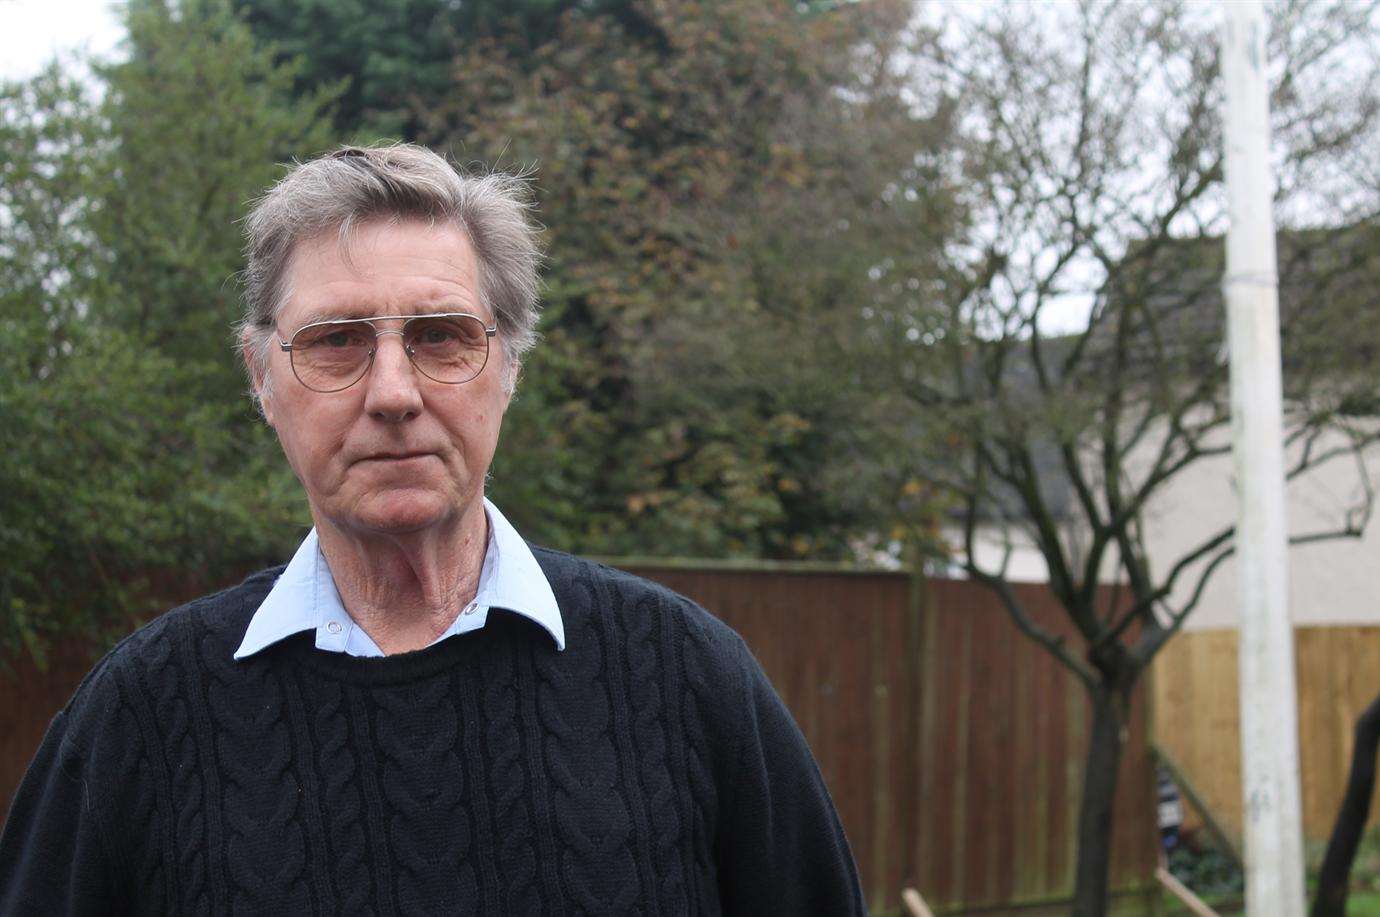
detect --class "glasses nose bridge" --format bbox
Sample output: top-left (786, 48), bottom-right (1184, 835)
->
top-left (366, 324), bottom-right (418, 375)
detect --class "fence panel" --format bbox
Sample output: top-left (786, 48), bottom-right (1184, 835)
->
top-left (0, 640), bottom-right (102, 830)
top-left (1153, 624), bottom-right (1380, 846)
top-left (627, 564), bottom-right (1157, 912)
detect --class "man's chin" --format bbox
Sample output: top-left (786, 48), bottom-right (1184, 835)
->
top-left (343, 492), bottom-right (461, 536)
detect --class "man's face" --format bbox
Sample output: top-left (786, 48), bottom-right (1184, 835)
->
top-left (255, 219), bottom-right (511, 539)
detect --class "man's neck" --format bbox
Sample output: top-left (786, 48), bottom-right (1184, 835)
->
top-left (313, 499), bottom-right (490, 655)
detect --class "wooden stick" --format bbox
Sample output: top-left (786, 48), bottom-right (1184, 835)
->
top-left (1156, 865), bottom-right (1220, 917)
top-left (900, 887), bottom-right (935, 917)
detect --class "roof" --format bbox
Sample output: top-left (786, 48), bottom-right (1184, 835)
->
top-left (957, 224), bottom-right (1380, 526)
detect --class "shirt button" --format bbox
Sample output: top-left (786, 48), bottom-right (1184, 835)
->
top-left (463, 603), bottom-right (478, 616)
top-left (327, 621), bottom-right (343, 634)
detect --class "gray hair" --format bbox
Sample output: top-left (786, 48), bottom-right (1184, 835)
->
top-left (237, 143), bottom-right (541, 401)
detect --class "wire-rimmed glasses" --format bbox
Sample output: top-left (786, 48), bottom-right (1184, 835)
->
top-left (278, 312), bottom-right (498, 393)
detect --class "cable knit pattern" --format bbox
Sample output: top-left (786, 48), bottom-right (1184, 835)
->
top-left (477, 643), bottom-right (542, 914)
top-left (298, 675), bottom-right (376, 915)
top-left (679, 599), bottom-right (724, 902)
top-left (373, 675), bottom-right (474, 913)
top-left (138, 620), bottom-right (211, 914)
top-left (199, 602), bottom-right (312, 914)
top-left (619, 586), bottom-right (689, 915)
top-left (533, 571), bottom-right (640, 916)
top-left (112, 679), bottom-right (169, 913)
top-left (0, 550), bottom-right (866, 916)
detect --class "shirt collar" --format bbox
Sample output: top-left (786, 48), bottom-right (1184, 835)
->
top-left (476, 498), bottom-right (564, 650)
top-left (233, 498), bottom-right (564, 660)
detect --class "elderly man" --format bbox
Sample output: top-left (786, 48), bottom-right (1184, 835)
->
top-left (0, 144), bottom-right (864, 915)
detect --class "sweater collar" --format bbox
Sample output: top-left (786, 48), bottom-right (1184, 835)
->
top-left (233, 498), bottom-right (564, 660)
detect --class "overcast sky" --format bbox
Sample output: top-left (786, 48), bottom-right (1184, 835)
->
top-left (0, 0), bottom-right (125, 81)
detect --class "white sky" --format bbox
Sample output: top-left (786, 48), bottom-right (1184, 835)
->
top-left (0, 0), bottom-right (126, 81)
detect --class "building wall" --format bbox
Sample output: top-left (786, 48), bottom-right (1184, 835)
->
top-left (943, 428), bottom-right (1380, 632)
top-left (1138, 431), bottom-right (1380, 632)
top-left (939, 523), bottom-right (1053, 584)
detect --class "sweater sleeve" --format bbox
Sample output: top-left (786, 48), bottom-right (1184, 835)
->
top-left (0, 685), bottom-right (126, 915)
top-left (715, 636), bottom-right (867, 916)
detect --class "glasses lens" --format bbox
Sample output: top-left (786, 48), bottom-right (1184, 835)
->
top-left (405, 315), bottom-right (490, 384)
top-left (290, 321), bottom-right (374, 392)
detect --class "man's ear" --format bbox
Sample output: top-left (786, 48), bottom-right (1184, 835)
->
top-left (241, 330), bottom-right (276, 426)
top-left (500, 360), bottom-right (518, 413)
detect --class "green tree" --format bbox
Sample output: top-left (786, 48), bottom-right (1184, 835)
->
top-left (230, 0), bottom-right (640, 137)
top-left (93, 0), bottom-right (340, 405)
top-left (420, 0), bottom-right (958, 558)
top-left (0, 0), bottom-right (342, 663)
top-left (0, 69), bottom-right (262, 662)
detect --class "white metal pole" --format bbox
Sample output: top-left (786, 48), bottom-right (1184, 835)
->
top-left (1220, 2), bottom-right (1306, 914)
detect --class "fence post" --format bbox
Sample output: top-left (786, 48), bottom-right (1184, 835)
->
top-left (904, 540), bottom-right (930, 904)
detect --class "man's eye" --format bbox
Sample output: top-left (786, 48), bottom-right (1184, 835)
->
top-left (420, 327), bottom-right (455, 344)
top-left (311, 327), bottom-right (370, 348)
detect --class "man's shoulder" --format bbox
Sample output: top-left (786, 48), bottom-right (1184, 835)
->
top-left (138, 565), bottom-right (281, 648)
top-left (50, 566), bottom-right (283, 759)
top-left (80, 566), bottom-right (284, 694)
top-left (529, 545), bottom-right (747, 660)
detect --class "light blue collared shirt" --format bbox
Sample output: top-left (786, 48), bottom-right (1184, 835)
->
top-left (234, 498), bottom-right (565, 660)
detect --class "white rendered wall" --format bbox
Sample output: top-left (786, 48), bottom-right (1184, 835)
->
top-left (941, 429), bottom-right (1380, 628)
top-left (941, 522), bottom-right (1068, 584)
top-left (1139, 428), bottom-right (1380, 632)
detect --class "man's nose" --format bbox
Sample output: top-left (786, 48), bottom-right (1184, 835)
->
top-left (363, 331), bottom-right (423, 422)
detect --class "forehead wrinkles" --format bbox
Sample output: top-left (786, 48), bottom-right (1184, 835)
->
top-left (279, 218), bottom-right (479, 323)
top-left (333, 214), bottom-right (474, 276)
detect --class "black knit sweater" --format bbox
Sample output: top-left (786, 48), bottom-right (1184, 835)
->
top-left (0, 548), bottom-right (864, 915)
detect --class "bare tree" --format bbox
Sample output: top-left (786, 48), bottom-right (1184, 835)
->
top-left (876, 2), bottom-right (1380, 912)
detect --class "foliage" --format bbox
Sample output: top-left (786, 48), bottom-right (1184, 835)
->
top-left (229, 0), bottom-right (640, 137)
top-left (418, 0), bottom-right (957, 557)
top-left (234, 0), bottom-right (963, 556)
top-left (93, 0), bottom-right (340, 406)
top-left (0, 316), bottom-right (298, 665)
top-left (1168, 839), bottom-right (1244, 901)
top-left (7, 6), bottom-right (1380, 910)
top-left (0, 0), bottom-right (337, 663)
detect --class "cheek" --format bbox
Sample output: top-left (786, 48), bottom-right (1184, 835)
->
top-left (274, 406), bottom-right (352, 480)
top-left (439, 406), bottom-right (504, 467)
top-left (274, 425), bottom-right (316, 480)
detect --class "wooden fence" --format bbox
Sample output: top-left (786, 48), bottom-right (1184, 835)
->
top-left (1153, 624), bottom-right (1380, 846)
top-left (0, 563), bottom-right (1159, 914)
top-left (619, 563), bottom-right (1158, 912)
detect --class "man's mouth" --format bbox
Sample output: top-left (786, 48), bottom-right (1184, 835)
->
top-left (358, 451), bottom-right (435, 463)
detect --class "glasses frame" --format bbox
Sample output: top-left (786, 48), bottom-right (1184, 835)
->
top-left (278, 312), bottom-right (499, 393)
